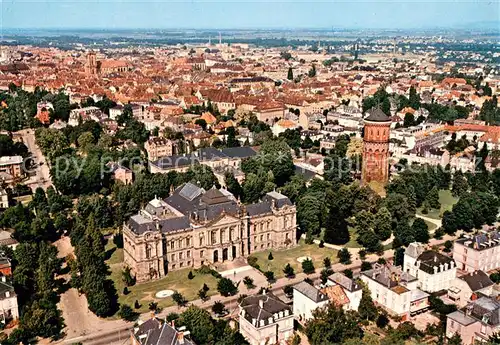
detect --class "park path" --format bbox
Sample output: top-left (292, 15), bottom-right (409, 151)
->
top-left (57, 233), bottom-right (458, 345)
top-left (415, 213), bottom-right (442, 231)
top-left (54, 236), bottom-right (126, 342)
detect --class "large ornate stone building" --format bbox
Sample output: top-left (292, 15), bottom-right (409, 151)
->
top-left (123, 183), bottom-right (297, 282)
top-left (362, 107), bottom-right (391, 184)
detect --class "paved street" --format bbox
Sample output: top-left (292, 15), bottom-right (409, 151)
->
top-left (56, 248), bottom-right (397, 345)
top-left (15, 129), bottom-right (52, 191)
top-left (53, 230), bottom-right (456, 344)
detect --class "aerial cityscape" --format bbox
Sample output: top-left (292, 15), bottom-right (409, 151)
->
top-left (0, 1), bottom-right (498, 345)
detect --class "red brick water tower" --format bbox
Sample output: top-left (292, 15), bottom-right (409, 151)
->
top-left (362, 107), bottom-right (391, 184)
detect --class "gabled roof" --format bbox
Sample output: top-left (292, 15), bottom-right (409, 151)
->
top-left (239, 292), bottom-right (291, 328)
top-left (459, 270), bottom-right (494, 292)
top-left (293, 281), bottom-right (328, 303)
top-left (133, 318), bottom-right (196, 345)
top-left (321, 285), bottom-right (350, 306)
top-left (328, 272), bottom-right (362, 292)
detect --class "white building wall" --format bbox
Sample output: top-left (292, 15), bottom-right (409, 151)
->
top-left (0, 294), bottom-right (18, 320)
top-left (360, 275), bottom-right (411, 316)
top-left (292, 290), bottom-right (328, 321)
top-left (239, 314), bottom-right (294, 345)
top-left (344, 290), bottom-right (363, 311)
top-left (417, 268), bottom-right (457, 293)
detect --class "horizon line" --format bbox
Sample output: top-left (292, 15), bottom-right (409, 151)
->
top-left (2, 25), bottom-right (499, 33)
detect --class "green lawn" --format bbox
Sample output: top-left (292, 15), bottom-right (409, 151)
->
top-left (345, 227), bottom-right (362, 248)
top-left (249, 240), bottom-right (338, 278)
top-left (105, 239), bottom-right (123, 265)
top-left (105, 240), bottom-right (218, 314)
top-left (417, 189), bottom-right (458, 219)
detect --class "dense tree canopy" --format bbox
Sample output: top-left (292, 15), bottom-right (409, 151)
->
top-left (305, 303), bottom-right (363, 345)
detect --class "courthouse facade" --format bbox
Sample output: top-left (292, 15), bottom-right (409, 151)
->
top-left (123, 183), bottom-right (297, 282)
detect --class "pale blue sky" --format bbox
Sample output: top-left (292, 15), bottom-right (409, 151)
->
top-left (0, 0), bottom-right (498, 30)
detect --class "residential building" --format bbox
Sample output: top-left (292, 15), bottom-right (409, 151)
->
top-left (254, 102), bottom-right (286, 123)
top-left (196, 89), bottom-right (235, 114)
top-left (404, 242), bottom-right (457, 293)
top-left (448, 270), bottom-right (495, 307)
top-left (228, 76), bottom-right (275, 89)
top-left (145, 137), bottom-right (177, 161)
top-left (35, 101), bottom-right (53, 124)
top-left (447, 297), bottom-right (500, 345)
top-left (0, 277), bottom-right (18, 323)
top-left (326, 272), bottom-right (363, 311)
top-left (0, 256), bottom-right (11, 276)
top-left (109, 104), bottom-right (123, 120)
top-left (68, 106), bottom-right (104, 126)
top-left (220, 147), bottom-right (258, 169)
top-left (0, 156), bottom-right (23, 178)
top-left (149, 147), bottom-right (257, 174)
top-left (130, 317), bottom-right (195, 345)
top-left (0, 230), bottom-right (18, 250)
top-left (107, 162), bottom-right (134, 185)
top-left (360, 265), bottom-right (430, 320)
top-left (123, 184), bottom-right (296, 282)
top-left (293, 281), bottom-right (329, 322)
top-left (453, 231), bottom-right (500, 272)
top-left (272, 119), bottom-right (298, 137)
top-left (130, 104), bottom-right (145, 120)
top-left (0, 188), bottom-right (8, 209)
top-left (239, 291), bottom-right (293, 345)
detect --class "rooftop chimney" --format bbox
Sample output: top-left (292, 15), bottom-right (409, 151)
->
top-left (177, 331), bottom-right (185, 344)
top-left (259, 299), bottom-right (264, 309)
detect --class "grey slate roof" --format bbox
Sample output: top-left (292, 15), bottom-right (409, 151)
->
top-left (246, 202), bottom-right (272, 216)
top-left (166, 184), bottom-right (239, 221)
top-left (416, 250), bottom-right (455, 275)
top-left (447, 310), bottom-right (477, 326)
top-left (195, 147), bottom-right (228, 161)
top-left (240, 292), bottom-right (291, 328)
top-left (405, 242), bottom-right (424, 259)
top-left (293, 281), bottom-right (328, 303)
top-left (469, 297), bottom-right (500, 326)
top-left (127, 184), bottom-right (293, 234)
top-left (128, 215), bottom-right (191, 235)
top-left (362, 266), bottom-right (417, 289)
top-left (456, 231), bottom-right (500, 251)
top-left (221, 146), bottom-right (257, 158)
top-left (294, 165), bottom-right (317, 180)
top-left (151, 154), bottom-right (198, 169)
top-left (459, 270), bottom-right (494, 292)
top-left (133, 318), bottom-right (195, 345)
top-left (365, 107), bottom-right (391, 122)
top-left (328, 272), bottom-right (362, 292)
top-left (0, 280), bottom-right (15, 299)
top-left (246, 191), bottom-right (293, 217)
top-left (264, 192), bottom-right (293, 208)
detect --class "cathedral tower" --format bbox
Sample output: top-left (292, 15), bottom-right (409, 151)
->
top-left (85, 52), bottom-right (98, 75)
